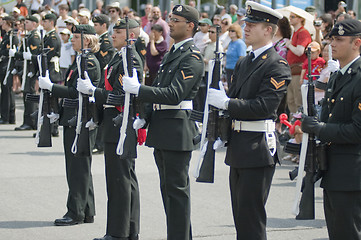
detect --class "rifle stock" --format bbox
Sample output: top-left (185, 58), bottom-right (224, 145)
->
top-left (37, 29), bottom-right (52, 147)
top-left (295, 47), bottom-right (317, 219)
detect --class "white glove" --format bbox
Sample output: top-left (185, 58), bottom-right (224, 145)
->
top-left (9, 48), bottom-right (16, 57)
top-left (123, 68), bottom-right (140, 95)
top-left (85, 118), bottom-right (98, 130)
top-left (23, 49), bottom-right (32, 60)
top-left (39, 70), bottom-right (53, 91)
top-left (77, 71), bottom-right (96, 95)
top-left (208, 81), bottom-right (230, 110)
top-left (11, 69), bottom-right (17, 75)
top-left (327, 59), bottom-right (339, 73)
top-left (46, 112), bottom-right (59, 124)
top-left (27, 72), bottom-right (34, 78)
top-left (133, 117), bottom-right (146, 130)
top-left (213, 137), bottom-right (225, 150)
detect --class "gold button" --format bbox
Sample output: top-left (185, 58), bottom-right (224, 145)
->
top-left (329, 113), bottom-right (332, 117)
top-left (327, 98), bottom-right (330, 102)
top-left (331, 99), bottom-right (335, 103)
top-left (340, 97), bottom-right (344, 101)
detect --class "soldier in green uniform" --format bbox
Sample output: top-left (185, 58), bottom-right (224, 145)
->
top-left (92, 14), bottom-right (115, 154)
top-left (302, 19), bottom-right (361, 240)
top-left (12, 15), bottom-right (41, 130)
top-left (39, 24), bottom-right (100, 226)
top-left (207, 2), bottom-right (290, 239)
top-left (77, 19), bottom-right (143, 240)
top-left (0, 16), bottom-right (18, 125)
top-left (123, 5), bottom-right (203, 240)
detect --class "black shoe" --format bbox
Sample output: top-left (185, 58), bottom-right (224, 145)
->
top-left (52, 131), bottom-right (59, 137)
top-left (54, 216), bottom-right (83, 226)
top-left (92, 148), bottom-right (104, 154)
top-left (84, 216), bottom-right (94, 223)
top-left (0, 119), bottom-right (9, 124)
top-left (93, 235), bottom-right (123, 240)
top-left (14, 124), bottom-right (33, 131)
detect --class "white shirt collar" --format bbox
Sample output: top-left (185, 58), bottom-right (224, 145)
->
top-left (99, 31), bottom-right (108, 38)
top-left (340, 55), bottom-right (360, 75)
top-left (251, 42), bottom-right (273, 60)
top-left (173, 38), bottom-right (193, 52)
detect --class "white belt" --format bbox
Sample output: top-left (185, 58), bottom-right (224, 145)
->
top-left (153, 100), bottom-right (193, 110)
top-left (232, 119), bottom-right (276, 156)
top-left (103, 104), bottom-right (115, 109)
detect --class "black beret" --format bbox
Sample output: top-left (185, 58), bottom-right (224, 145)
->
top-left (92, 14), bottom-right (109, 25)
top-left (172, 5), bottom-right (199, 24)
top-left (72, 24), bottom-right (96, 35)
top-left (43, 13), bottom-right (57, 22)
top-left (329, 19), bottom-right (361, 37)
top-left (113, 18), bottom-right (139, 29)
top-left (26, 15), bottom-right (39, 23)
top-left (3, 16), bottom-right (14, 22)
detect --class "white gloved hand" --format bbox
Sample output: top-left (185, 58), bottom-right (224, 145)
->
top-left (213, 137), bottom-right (226, 150)
top-left (85, 119), bottom-right (98, 130)
top-left (27, 72), bottom-right (34, 78)
top-left (77, 71), bottom-right (96, 95)
top-left (9, 48), bottom-right (16, 57)
top-left (46, 112), bottom-right (59, 124)
top-left (208, 81), bottom-right (230, 110)
top-left (23, 50), bottom-right (32, 60)
top-left (39, 70), bottom-right (53, 91)
top-left (327, 59), bottom-right (340, 73)
top-left (123, 68), bottom-right (140, 95)
top-left (133, 117), bottom-right (146, 130)
top-left (11, 69), bottom-right (17, 75)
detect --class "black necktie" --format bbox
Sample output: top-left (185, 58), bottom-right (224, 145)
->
top-left (246, 52), bottom-right (255, 65)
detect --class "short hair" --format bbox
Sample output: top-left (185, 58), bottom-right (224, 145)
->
top-left (228, 23), bottom-right (242, 39)
top-left (350, 36), bottom-right (361, 53)
top-left (151, 24), bottom-right (163, 32)
top-left (59, 4), bottom-right (69, 11)
top-left (262, 22), bottom-right (278, 38)
top-left (277, 16), bottom-right (291, 39)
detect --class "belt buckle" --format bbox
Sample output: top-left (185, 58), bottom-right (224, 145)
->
top-left (233, 120), bottom-right (241, 132)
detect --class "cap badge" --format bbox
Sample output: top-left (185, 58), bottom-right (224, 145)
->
top-left (338, 24), bottom-right (344, 35)
top-left (262, 54), bottom-right (267, 59)
top-left (177, 5), bottom-right (182, 12)
top-left (246, 6), bottom-right (252, 15)
top-left (348, 68), bottom-right (352, 74)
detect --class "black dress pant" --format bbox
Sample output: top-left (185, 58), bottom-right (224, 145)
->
top-left (22, 76), bottom-right (37, 128)
top-left (324, 189), bottom-right (361, 240)
top-left (104, 142), bottom-right (140, 239)
top-left (63, 126), bottom-right (96, 220)
top-left (0, 74), bottom-right (15, 123)
top-left (153, 149), bottom-right (192, 240)
top-left (229, 165), bottom-right (275, 240)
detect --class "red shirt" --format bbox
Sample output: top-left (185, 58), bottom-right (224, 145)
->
top-left (286, 26), bottom-right (312, 65)
top-left (302, 57), bottom-right (326, 80)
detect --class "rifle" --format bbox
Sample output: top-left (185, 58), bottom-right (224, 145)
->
top-left (292, 47), bottom-right (317, 219)
top-left (21, 25), bottom-right (27, 91)
top-left (115, 16), bottom-right (133, 156)
top-left (192, 25), bottom-right (224, 183)
top-left (71, 30), bottom-right (91, 157)
top-left (4, 29), bottom-right (15, 86)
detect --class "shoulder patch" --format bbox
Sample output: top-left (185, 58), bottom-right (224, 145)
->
top-left (100, 50), bottom-right (108, 57)
top-left (88, 61), bottom-right (95, 66)
top-left (270, 77), bottom-right (285, 89)
top-left (359, 103), bottom-right (361, 111)
top-left (261, 54), bottom-right (267, 59)
top-left (181, 70), bottom-right (193, 80)
top-left (279, 59), bottom-right (288, 65)
top-left (191, 49), bottom-right (201, 54)
top-left (30, 45), bottom-right (37, 50)
top-left (118, 74), bottom-right (123, 85)
top-left (191, 54), bottom-right (200, 60)
top-left (140, 49), bottom-right (146, 56)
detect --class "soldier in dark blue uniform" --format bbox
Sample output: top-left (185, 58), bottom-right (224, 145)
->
top-left (0, 16), bottom-right (19, 125)
top-left (39, 24), bottom-right (100, 226)
top-left (207, 2), bottom-right (291, 240)
top-left (123, 5), bottom-right (204, 240)
top-left (302, 19), bottom-right (361, 240)
top-left (77, 19), bottom-right (143, 240)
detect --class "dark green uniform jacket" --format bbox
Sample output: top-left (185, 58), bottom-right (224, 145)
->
top-left (43, 29), bottom-right (62, 83)
top-left (138, 40), bottom-right (204, 151)
top-left (0, 30), bottom-right (19, 75)
top-left (94, 31), bottom-right (115, 88)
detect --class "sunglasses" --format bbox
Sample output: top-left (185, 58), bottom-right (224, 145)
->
top-left (208, 30), bottom-right (216, 33)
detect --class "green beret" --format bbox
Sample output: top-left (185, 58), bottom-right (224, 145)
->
top-left (113, 18), bottom-right (139, 29)
top-left (172, 4), bottom-right (199, 24)
top-left (72, 24), bottom-right (96, 35)
top-left (3, 16), bottom-right (14, 22)
top-left (92, 14), bottom-right (110, 25)
top-left (26, 15), bottom-right (39, 23)
top-left (329, 19), bottom-right (361, 37)
top-left (43, 13), bottom-right (57, 22)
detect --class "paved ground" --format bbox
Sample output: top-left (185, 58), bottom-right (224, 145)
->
top-left (0, 96), bottom-right (329, 239)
